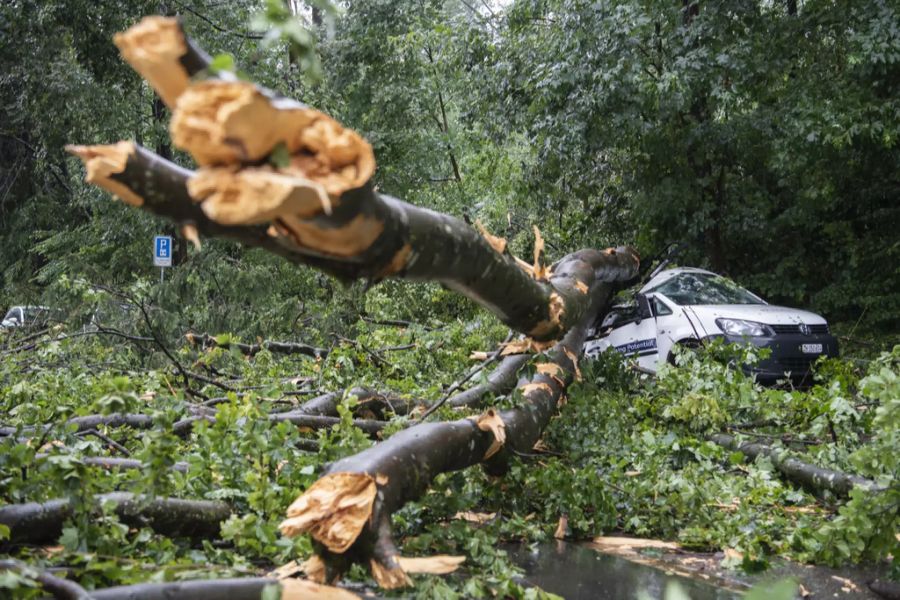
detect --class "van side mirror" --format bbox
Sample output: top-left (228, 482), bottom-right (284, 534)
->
top-left (635, 293), bottom-right (653, 323)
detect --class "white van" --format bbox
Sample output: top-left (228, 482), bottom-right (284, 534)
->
top-left (583, 268), bottom-right (839, 383)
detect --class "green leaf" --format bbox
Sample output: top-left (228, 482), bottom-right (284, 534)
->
top-left (208, 53), bottom-right (235, 74)
top-left (261, 583), bottom-right (281, 600)
top-left (269, 143), bottom-right (291, 169)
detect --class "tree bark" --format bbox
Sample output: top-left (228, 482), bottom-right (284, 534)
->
top-left (0, 493), bottom-right (230, 546)
top-left (710, 433), bottom-right (880, 497)
top-left (446, 353), bottom-right (530, 408)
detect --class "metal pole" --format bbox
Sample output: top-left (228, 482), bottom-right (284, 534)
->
top-left (160, 268), bottom-right (165, 283)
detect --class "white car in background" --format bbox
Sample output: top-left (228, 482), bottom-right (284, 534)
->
top-left (583, 268), bottom-right (839, 383)
top-left (1, 306), bottom-right (52, 329)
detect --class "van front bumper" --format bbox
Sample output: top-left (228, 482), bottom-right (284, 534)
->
top-left (721, 333), bottom-right (839, 383)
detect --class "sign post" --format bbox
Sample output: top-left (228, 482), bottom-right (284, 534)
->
top-left (153, 235), bottom-right (173, 282)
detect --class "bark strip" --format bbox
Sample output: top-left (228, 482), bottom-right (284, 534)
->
top-left (0, 493), bottom-right (230, 546)
top-left (113, 16), bottom-right (211, 108)
top-left (711, 433), bottom-right (880, 497)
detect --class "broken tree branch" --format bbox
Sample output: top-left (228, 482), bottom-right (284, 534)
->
top-left (710, 433), bottom-right (881, 497)
top-left (278, 248), bottom-right (635, 587)
top-left (187, 332), bottom-right (327, 358)
top-left (0, 493), bottom-right (230, 546)
top-left (67, 16), bottom-right (638, 342)
top-left (0, 559), bottom-right (92, 600)
top-left (446, 354), bottom-right (530, 409)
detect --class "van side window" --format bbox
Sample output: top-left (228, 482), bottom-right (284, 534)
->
top-left (652, 297), bottom-right (673, 316)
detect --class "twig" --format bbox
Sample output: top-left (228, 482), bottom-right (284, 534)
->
top-left (76, 429), bottom-right (131, 456)
top-left (361, 316), bottom-right (435, 331)
top-left (0, 559), bottom-right (92, 600)
top-left (416, 332), bottom-right (513, 422)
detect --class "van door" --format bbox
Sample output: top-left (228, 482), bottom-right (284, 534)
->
top-left (650, 295), bottom-right (682, 368)
top-left (606, 295), bottom-right (660, 370)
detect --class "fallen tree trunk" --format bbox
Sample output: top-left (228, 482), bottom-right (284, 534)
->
top-left (711, 433), bottom-right (880, 497)
top-left (279, 260), bottom-right (632, 588)
top-left (0, 493), bottom-right (230, 546)
top-left (187, 332), bottom-right (327, 358)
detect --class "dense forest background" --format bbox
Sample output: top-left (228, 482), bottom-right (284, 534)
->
top-left (1, 0), bottom-right (898, 338)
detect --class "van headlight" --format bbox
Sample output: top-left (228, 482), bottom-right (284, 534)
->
top-left (715, 318), bottom-right (773, 337)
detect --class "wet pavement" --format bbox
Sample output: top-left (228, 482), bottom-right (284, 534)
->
top-left (508, 540), bottom-right (895, 599)
top-left (507, 541), bottom-right (740, 599)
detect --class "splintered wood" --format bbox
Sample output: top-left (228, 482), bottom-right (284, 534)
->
top-left (170, 80), bottom-right (375, 194)
top-left (535, 363), bottom-right (566, 387)
top-left (500, 337), bottom-right (556, 356)
top-left (280, 578), bottom-right (361, 600)
top-left (474, 220), bottom-right (507, 254)
top-left (528, 292), bottom-right (565, 339)
top-left (64, 142), bottom-right (142, 207)
top-left (188, 167), bottom-right (331, 225)
top-left (531, 226), bottom-right (550, 280)
top-left (370, 559), bottom-right (412, 589)
top-left (563, 347), bottom-right (582, 381)
top-left (471, 409), bottom-right (506, 459)
top-left (397, 555), bottom-right (465, 574)
top-left (279, 472), bottom-right (377, 553)
top-left (113, 17), bottom-right (190, 108)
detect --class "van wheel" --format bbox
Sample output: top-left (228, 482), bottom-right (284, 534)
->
top-left (667, 339), bottom-right (701, 365)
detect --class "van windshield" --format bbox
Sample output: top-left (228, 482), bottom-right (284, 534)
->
top-left (647, 273), bottom-right (764, 306)
top-left (3, 308), bottom-right (21, 322)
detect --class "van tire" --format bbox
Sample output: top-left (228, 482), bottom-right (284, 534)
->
top-left (667, 339), bottom-right (701, 365)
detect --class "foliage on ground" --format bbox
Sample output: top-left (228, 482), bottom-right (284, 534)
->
top-left (0, 297), bottom-right (896, 596)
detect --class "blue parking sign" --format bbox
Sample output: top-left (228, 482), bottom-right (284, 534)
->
top-left (154, 235), bottom-right (173, 267)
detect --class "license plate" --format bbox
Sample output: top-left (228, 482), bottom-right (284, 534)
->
top-left (801, 343), bottom-right (823, 354)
